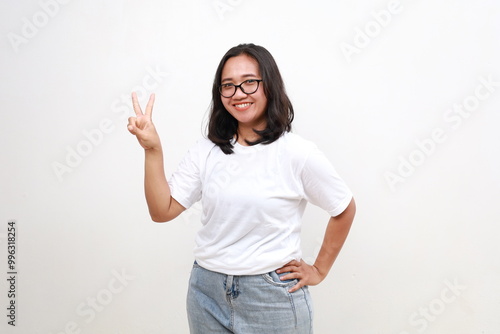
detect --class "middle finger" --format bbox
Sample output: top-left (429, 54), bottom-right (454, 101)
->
top-left (131, 92), bottom-right (143, 116)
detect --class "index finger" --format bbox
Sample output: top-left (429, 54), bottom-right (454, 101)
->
top-left (131, 92), bottom-right (143, 117)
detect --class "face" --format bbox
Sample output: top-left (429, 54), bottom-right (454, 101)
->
top-left (220, 54), bottom-right (268, 131)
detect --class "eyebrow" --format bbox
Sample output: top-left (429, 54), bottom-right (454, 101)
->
top-left (221, 73), bottom-right (259, 83)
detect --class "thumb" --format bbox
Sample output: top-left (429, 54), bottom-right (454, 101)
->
top-left (127, 123), bottom-right (145, 137)
top-left (127, 124), bottom-right (134, 133)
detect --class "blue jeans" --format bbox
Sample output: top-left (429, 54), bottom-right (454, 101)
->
top-left (187, 262), bottom-right (314, 333)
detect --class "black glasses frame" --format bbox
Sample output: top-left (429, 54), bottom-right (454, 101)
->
top-left (218, 79), bottom-right (263, 98)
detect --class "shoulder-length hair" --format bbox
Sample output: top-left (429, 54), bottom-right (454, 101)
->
top-left (207, 43), bottom-right (294, 154)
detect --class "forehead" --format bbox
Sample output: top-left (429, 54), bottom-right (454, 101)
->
top-left (221, 54), bottom-right (261, 80)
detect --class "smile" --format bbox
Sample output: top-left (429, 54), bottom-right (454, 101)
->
top-left (234, 103), bottom-right (252, 108)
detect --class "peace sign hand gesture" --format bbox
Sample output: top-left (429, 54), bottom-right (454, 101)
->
top-left (128, 92), bottom-right (161, 150)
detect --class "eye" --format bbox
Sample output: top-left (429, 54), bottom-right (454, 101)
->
top-left (242, 80), bottom-right (259, 88)
top-left (221, 83), bottom-right (234, 88)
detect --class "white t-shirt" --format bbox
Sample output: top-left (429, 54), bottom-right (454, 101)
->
top-left (169, 132), bottom-right (352, 275)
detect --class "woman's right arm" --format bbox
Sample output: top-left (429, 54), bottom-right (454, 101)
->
top-left (128, 92), bottom-right (185, 222)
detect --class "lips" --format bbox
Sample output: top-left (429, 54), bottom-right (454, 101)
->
top-left (233, 102), bottom-right (253, 112)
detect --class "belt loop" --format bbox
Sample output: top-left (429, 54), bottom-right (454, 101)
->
top-left (225, 275), bottom-right (234, 295)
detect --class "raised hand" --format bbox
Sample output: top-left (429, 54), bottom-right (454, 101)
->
top-left (128, 92), bottom-right (161, 150)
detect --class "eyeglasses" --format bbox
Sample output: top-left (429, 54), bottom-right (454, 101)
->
top-left (218, 79), bottom-right (263, 98)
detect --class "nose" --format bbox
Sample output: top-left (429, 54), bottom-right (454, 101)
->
top-left (232, 85), bottom-right (248, 99)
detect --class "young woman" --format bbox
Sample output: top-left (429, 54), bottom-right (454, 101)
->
top-left (128, 43), bottom-right (356, 333)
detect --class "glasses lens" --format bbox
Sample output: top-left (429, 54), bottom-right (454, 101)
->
top-left (241, 80), bottom-right (259, 94)
top-left (220, 84), bottom-right (235, 98)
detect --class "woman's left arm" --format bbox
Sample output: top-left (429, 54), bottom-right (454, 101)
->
top-left (277, 197), bottom-right (356, 292)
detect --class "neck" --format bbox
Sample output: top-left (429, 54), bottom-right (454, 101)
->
top-left (236, 123), bottom-right (265, 145)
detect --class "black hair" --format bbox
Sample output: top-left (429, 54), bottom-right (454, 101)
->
top-left (207, 43), bottom-right (294, 154)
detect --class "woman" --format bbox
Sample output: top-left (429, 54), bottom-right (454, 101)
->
top-left (128, 43), bottom-right (356, 333)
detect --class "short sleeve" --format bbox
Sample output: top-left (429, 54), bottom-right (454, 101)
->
top-left (168, 139), bottom-right (213, 209)
top-left (301, 146), bottom-right (353, 217)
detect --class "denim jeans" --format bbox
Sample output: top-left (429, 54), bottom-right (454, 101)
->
top-left (187, 262), bottom-right (313, 333)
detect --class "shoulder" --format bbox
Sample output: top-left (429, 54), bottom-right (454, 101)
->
top-left (180, 137), bottom-right (219, 166)
top-left (274, 132), bottom-right (320, 172)
top-left (279, 132), bottom-right (317, 156)
top-left (188, 137), bottom-right (218, 155)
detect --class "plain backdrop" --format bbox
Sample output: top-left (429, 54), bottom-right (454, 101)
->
top-left (1, 0), bottom-right (499, 333)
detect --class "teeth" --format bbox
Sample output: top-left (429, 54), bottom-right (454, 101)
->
top-left (235, 103), bottom-right (252, 108)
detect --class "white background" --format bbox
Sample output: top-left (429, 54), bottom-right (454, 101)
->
top-left (1, 0), bottom-right (499, 333)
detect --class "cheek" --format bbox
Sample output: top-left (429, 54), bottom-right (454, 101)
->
top-left (257, 95), bottom-right (268, 111)
top-left (258, 89), bottom-right (267, 104)
top-left (221, 98), bottom-right (231, 111)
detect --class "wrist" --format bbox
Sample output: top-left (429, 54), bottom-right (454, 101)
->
top-left (312, 262), bottom-right (330, 280)
top-left (144, 144), bottom-right (163, 154)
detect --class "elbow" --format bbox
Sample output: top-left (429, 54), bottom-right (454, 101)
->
top-left (148, 203), bottom-right (174, 222)
top-left (148, 198), bottom-right (184, 223)
top-left (149, 212), bottom-right (173, 223)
